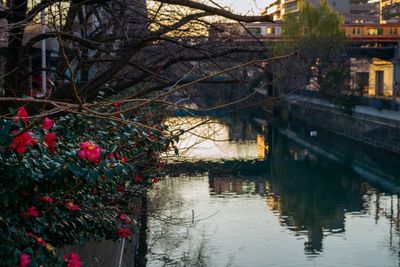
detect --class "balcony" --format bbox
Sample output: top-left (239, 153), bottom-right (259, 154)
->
top-left (350, 3), bottom-right (377, 12)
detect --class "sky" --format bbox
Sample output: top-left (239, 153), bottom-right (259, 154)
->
top-left (214, 0), bottom-right (274, 15)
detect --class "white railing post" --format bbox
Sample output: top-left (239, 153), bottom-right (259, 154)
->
top-left (41, 5), bottom-right (46, 96)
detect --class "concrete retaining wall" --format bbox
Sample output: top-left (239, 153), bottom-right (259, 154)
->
top-left (287, 96), bottom-right (400, 154)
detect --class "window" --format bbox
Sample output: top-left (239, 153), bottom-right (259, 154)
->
top-left (285, 2), bottom-right (298, 12)
top-left (375, 71), bottom-right (384, 96)
top-left (353, 28), bottom-right (361, 35)
top-left (367, 28), bottom-right (383, 35)
top-left (368, 28), bottom-right (377, 35)
top-left (267, 27), bottom-right (275, 35)
top-left (247, 27), bottom-right (261, 35)
top-left (390, 27), bottom-right (398, 35)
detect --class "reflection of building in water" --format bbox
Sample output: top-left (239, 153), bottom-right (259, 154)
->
top-left (209, 175), bottom-right (266, 196)
top-left (289, 146), bottom-right (318, 162)
top-left (266, 191), bottom-right (281, 213)
top-left (265, 131), bottom-right (367, 254)
top-left (228, 118), bottom-right (259, 141)
top-left (257, 130), bottom-right (270, 161)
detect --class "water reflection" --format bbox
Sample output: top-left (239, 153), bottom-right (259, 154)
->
top-left (267, 135), bottom-right (365, 254)
top-left (146, 117), bottom-right (400, 266)
top-left (209, 175), bottom-right (267, 196)
top-left (166, 117), bottom-right (263, 161)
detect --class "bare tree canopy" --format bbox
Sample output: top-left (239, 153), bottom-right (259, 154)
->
top-left (0, 0), bottom-right (278, 118)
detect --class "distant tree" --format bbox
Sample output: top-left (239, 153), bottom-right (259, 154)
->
top-left (273, 0), bottom-right (349, 97)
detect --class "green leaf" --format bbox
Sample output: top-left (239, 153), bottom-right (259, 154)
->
top-left (0, 193), bottom-right (9, 207)
top-left (110, 145), bottom-right (118, 153)
top-left (69, 163), bottom-right (83, 177)
top-left (24, 247), bottom-right (33, 254)
top-left (86, 169), bottom-right (99, 183)
top-left (104, 169), bottom-right (114, 179)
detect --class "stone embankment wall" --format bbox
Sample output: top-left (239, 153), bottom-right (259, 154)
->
top-left (59, 239), bottom-right (137, 267)
top-left (287, 96), bottom-right (400, 154)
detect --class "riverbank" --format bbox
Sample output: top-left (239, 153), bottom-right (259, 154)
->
top-left (286, 95), bottom-right (400, 155)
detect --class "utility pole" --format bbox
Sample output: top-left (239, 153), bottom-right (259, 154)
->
top-left (41, 5), bottom-right (46, 97)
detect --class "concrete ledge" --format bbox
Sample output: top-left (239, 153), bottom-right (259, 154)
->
top-left (288, 95), bottom-right (400, 127)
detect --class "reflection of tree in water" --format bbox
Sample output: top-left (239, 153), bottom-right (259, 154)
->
top-left (146, 175), bottom-right (211, 266)
top-left (369, 193), bottom-right (400, 264)
top-left (266, 132), bottom-right (367, 255)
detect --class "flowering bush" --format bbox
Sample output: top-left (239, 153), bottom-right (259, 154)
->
top-left (0, 106), bottom-right (174, 266)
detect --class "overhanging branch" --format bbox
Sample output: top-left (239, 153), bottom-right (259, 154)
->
top-left (153, 0), bottom-right (272, 22)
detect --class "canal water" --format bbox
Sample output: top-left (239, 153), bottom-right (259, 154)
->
top-left (144, 116), bottom-right (400, 267)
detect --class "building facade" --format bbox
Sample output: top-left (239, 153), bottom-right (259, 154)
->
top-left (348, 0), bottom-right (380, 23)
top-left (263, 0), bottom-right (380, 23)
top-left (263, 0), bottom-right (318, 21)
top-left (209, 22), bottom-right (282, 41)
top-left (381, 0), bottom-right (400, 22)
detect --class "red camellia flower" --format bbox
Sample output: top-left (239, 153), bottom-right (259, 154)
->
top-left (112, 101), bottom-right (124, 108)
top-left (153, 177), bottom-right (160, 184)
top-left (77, 141), bottom-right (102, 163)
top-left (106, 152), bottom-right (128, 164)
top-left (133, 175), bottom-right (142, 183)
top-left (42, 117), bottom-right (54, 130)
top-left (66, 202), bottom-right (80, 212)
top-left (117, 228), bottom-right (132, 238)
top-left (109, 152), bottom-right (128, 164)
top-left (11, 132), bottom-right (37, 154)
top-left (116, 184), bottom-right (125, 192)
top-left (106, 153), bottom-right (115, 160)
top-left (17, 107), bottom-right (28, 123)
top-left (36, 237), bottom-right (47, 246)
top-left (48, 146), bottom-right (56, 154)
top-left (19, 253), bottom-right (32, 267)
top-left (27, 206), bottom-right (39, 217)
top-left (27, 232), bottom-right (46, 245)
top-left (44, 132), bottom-right (57, 146)
top-left (148, 135), bottom-right (157, 141)
top-left (156, 161), bottom-right (164, 171)
top-left (64, 253), bottom-right (82, 267)
top-left (44, 132), bottom-right (58, 154)
top-left (38, 196), bottom-right (54, 203)
top-left (119, 214), bottom-right (132, 224)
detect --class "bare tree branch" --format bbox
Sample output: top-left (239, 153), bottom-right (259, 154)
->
top-left (153, 0), bottom-right (272, 22)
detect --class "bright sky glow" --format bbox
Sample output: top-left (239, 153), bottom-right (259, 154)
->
top-left (213, 0), bottom-right (274, 15)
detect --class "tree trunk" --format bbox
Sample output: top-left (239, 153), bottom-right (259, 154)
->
top-left (4, 0), bottom-right (28, 97)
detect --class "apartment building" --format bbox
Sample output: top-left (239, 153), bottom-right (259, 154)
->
top-left (381, 0), bottom-right (400, 22)
top-left (347, 0), bottom-right (380, 23)
top-left (264, 0), bottom-right (380, 23)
